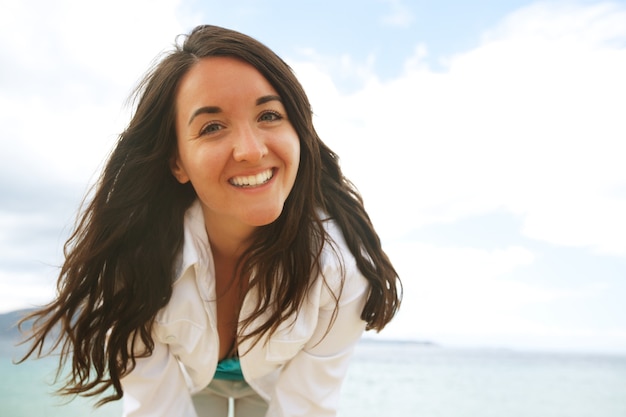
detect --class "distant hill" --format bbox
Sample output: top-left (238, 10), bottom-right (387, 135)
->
top-left (0, 309), bottom-right (37, 357)
top-left (0, 309), bottom-right (34, 339)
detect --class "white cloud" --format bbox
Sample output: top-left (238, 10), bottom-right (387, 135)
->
top-left (290, 2), bottom-right (626, 351)
top-left (0, 265), bottom-right (59, 314)
top-left (380, 242), bottom-right (538, 336)
top-left (0, 0), bottom-right (201, 312)
top-left (370, 240), bottom-right (625, 352)
top-left (293, 1), bottom-right (626, 256)
top-left (0, 0), bottom-right (195, 184)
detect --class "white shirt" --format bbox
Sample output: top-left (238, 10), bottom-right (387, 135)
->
top-left (121, 200), bottom-right (369, 416)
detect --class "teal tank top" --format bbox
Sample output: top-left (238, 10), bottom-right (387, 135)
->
top-left (214, 357), bottom-right (244, 381)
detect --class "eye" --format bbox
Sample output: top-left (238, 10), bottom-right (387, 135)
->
top-left (258, 110), bottom-right (283, 123)
top-left (200, 122), bottom-right (224, 136)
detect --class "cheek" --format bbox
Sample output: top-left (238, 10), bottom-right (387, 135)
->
top-left (293, 137), bottom-right (301, 160)
top-left (186, 146), bottom-right (224, 177)
top-left (287, 142), bottom-right (302, 197)
top-left (288, 138), bottom-right (301, 179)
top-left (290, 131), bottom-right (301, 164)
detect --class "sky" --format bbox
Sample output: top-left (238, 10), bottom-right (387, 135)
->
top-left (1, 0), bottom-right (625, 354)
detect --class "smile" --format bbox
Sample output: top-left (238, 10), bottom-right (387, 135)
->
top-left (229, 168), bottom-right (274, 188)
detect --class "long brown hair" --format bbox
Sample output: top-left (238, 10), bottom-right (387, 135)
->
top-left (19, 25), bottom-right (401, 405)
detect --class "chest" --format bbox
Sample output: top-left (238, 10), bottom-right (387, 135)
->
top-left (214, 259), bottom-right (247, 360)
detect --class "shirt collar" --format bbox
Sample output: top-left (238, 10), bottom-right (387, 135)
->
top-left (173, 199), bottom-right (212, 283)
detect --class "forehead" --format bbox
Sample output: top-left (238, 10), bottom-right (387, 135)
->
top-left (176, 57), bottom-right (278, 108)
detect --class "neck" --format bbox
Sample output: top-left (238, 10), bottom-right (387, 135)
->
top-left (204, 218), bottom-right (256, 262)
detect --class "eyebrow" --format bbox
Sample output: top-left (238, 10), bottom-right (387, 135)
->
top-left (187, 95), bottom-right (283, 126)
top-left (256, 95), bottom-right (282, 106)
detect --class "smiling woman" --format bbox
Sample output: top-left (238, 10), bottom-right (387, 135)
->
top-left (17, 25), bottom-right (402, 417)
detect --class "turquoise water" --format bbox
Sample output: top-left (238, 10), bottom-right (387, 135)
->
top-left (342, 342), bottom-right (626, 417)
top-left (2, 340), bottom-right (626, 416)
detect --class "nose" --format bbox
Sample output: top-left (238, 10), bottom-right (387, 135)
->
top-left (232, 125), bottom-right (268, 162)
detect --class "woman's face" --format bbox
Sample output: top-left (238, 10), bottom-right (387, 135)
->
top-left (172, 57), bottom-right (300, 242)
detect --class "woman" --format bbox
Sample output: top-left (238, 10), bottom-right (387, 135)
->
top-left (20, 25), bottom-right (402, 417)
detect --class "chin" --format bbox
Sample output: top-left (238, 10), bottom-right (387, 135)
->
top-left (245, 206), bottom-right (284, 227)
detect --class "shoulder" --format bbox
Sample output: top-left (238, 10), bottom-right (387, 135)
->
top-left (316, 217), bottom-right (369, 307)
top-left (319, 218), bottom-right (352, 269)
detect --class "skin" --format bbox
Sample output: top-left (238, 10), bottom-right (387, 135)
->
top-left (171, 57), bottom-right (301, 359)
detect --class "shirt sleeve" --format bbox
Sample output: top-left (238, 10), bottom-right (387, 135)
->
top-left (121, 338), bottom-right (198, 417)
top-left (266, 257), bottom-right (369, 417)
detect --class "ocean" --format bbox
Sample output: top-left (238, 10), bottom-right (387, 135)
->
top-left (1, 338), bottom-right (625, 416)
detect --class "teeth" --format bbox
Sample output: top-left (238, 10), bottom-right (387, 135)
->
top-left (230, 169), bottom-right (273, 187)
